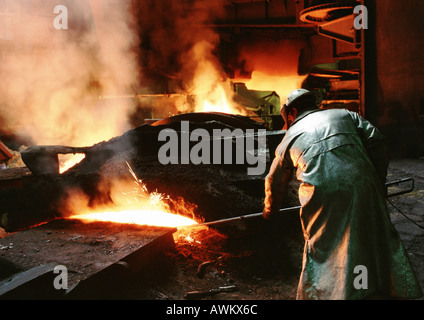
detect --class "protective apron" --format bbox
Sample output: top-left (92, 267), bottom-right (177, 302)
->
top-left (264, 108), bottom-right (422, 300)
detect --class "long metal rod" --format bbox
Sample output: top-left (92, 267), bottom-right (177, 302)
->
top-left (196, 205), bottom-right (302, 228)
top-left (180, 178), bottom-right (414, 229)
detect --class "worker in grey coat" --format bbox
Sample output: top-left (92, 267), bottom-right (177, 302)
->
top-left (263, 89), bottom-right (422, 300)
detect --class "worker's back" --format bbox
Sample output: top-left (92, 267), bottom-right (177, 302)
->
top-left (278, 108), bottom-right (378, 187)
top-left (275, 108), bottom-right (422, 300)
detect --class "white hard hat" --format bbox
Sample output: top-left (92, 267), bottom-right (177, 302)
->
top-left (284, 89), bottom-right (323, 109)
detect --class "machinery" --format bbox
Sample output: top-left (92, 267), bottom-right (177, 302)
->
top-left (232, 83), bottom-right (283, 130)
top-left (298, 0), bottom-right (363, 114)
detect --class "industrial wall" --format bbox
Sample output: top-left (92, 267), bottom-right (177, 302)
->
top-left (374, 0), bottom-right (424, 157)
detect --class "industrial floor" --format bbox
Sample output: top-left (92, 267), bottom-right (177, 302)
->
top-left (153, 158), bottom-right (424, 301)
top-left (1, 158), bottom-right (423, 300)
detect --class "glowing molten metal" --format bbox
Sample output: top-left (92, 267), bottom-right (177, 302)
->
top-left (59, 154), bottom-right (86, 174)
top-left (65, 163), bottom-right (198, 228)
top-left (68, 209), bottom-right (197, 228)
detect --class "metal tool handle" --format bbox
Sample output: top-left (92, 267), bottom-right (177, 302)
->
top-left (182, 178), bottom-right (414, 229)
top-left (193, 205), bottom-right (302, 228)
top-left (386, 178), bottom-right (415, 198)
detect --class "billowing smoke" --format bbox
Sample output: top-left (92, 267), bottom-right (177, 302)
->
top-left (0, 0), bottom-right (303, 149)
top-left (132, 0), bottom-right (305, 115)
top-left (134, 0), bottom-right (223, 82)
top-left (0, 0), bottom-right (140, 147)
top-left (133, 0), bottom-right (237, 114)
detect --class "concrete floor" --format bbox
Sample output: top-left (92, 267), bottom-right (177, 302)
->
top-left (1, 158), bottom-right (423, 300)
top-left (386, 158), bottom-right (424, 299)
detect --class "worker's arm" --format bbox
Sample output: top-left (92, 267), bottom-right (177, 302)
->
top-left (263, 154), bottom-right (293, 220)
top-left (348, 111), bottom-right (390, 185)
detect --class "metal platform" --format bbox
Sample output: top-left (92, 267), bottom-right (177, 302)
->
top-left (0, 219), bottom-right (176, 299)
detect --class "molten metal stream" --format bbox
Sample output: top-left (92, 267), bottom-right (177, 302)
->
top-left (68, 209), bottom-right (198, 228)
top-left (59, 154), bottom-right (86, 173)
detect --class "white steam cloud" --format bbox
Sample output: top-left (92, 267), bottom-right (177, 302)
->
top-left (0, 0), bottom-right (139, 147)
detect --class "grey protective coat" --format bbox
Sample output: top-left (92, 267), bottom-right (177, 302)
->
top-left (263, 108), bottom-right (422, 300)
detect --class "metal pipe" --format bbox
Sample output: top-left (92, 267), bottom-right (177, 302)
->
top-left (202, 23), bottom-right (315, 28)
top-left (386, 177), bottom-right (415, 198)
top-left (181, 205), bottom-right (301, 229)
top-left (180, 178), bottom-right (414, 229)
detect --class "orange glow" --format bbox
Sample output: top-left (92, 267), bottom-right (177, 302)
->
top-left (196, 83), bottom-right (239, 114)
top-left (237, 71), bottom-right (306, 104)
top-left (182, 41), bottom-right (245, 115)
top-left (68, 209), bottom-right (197, 228)
top-left (64, 163), bottom-right (199, 228)
top-left (59, 154), bottom-right (86, 173)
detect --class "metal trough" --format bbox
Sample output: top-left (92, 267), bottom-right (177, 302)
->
top-left (0, 218), bottom-right (176, 299)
